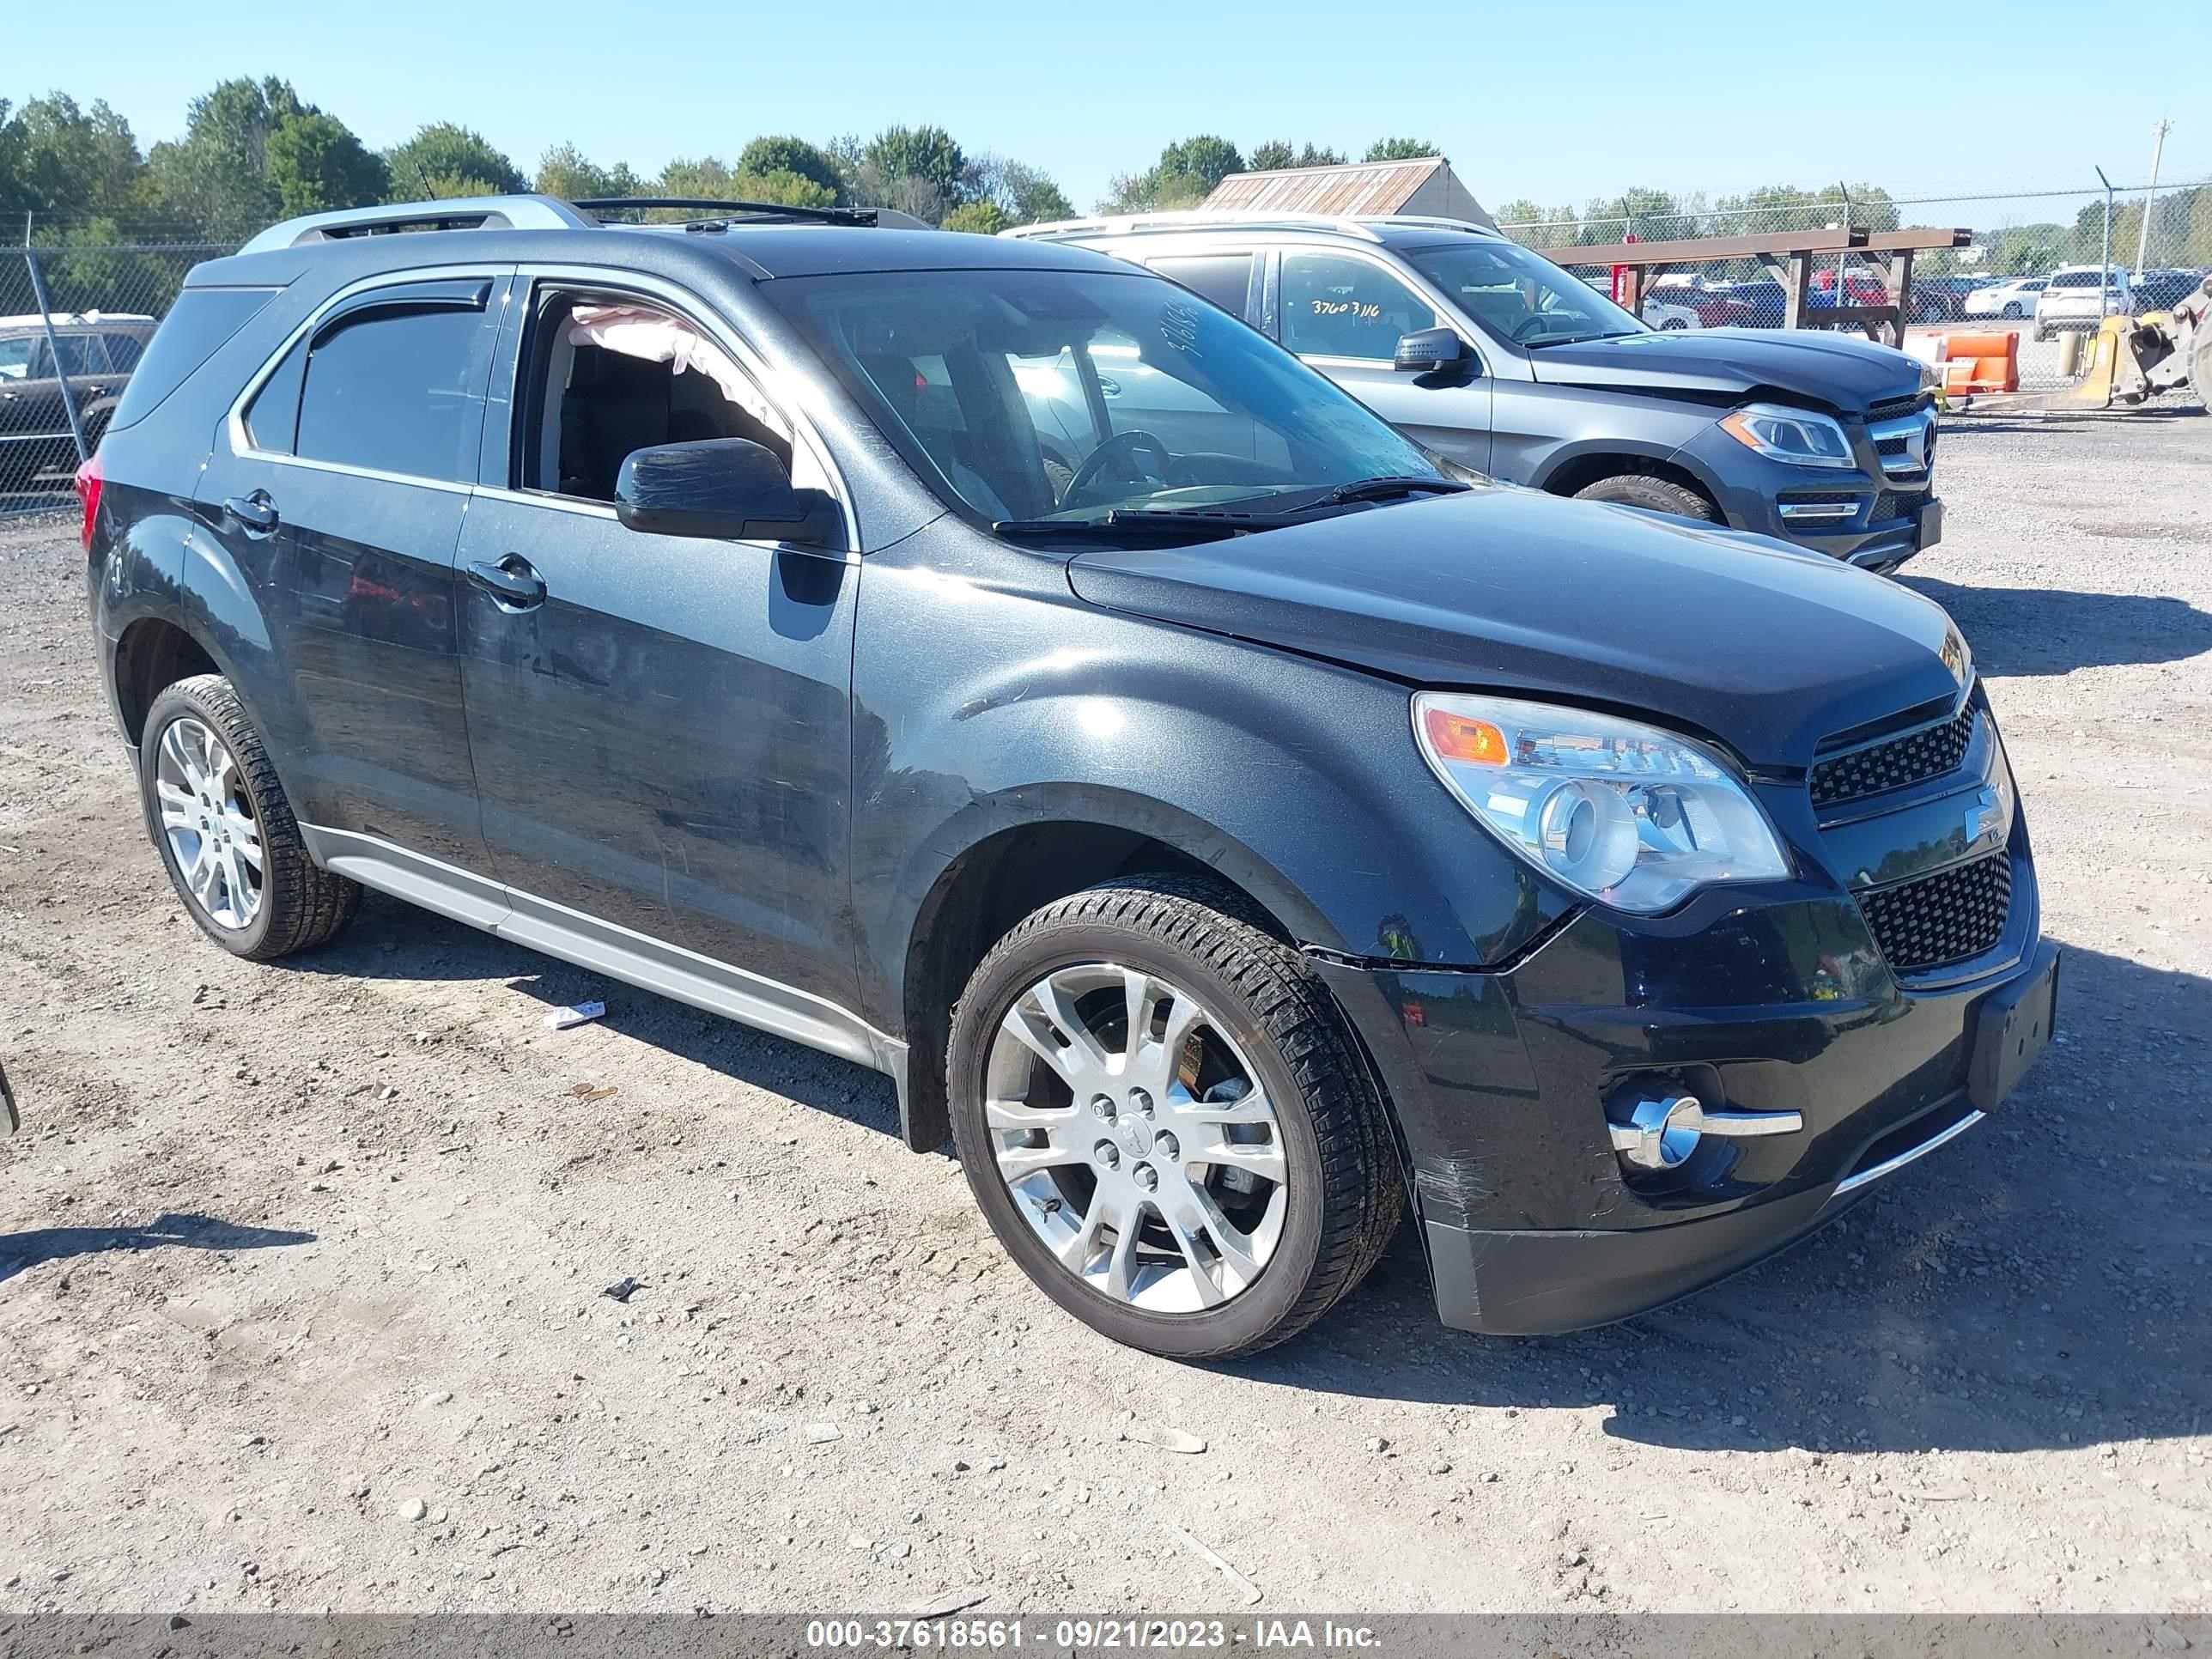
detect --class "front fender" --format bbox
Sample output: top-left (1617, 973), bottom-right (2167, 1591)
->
top-left (848, 524), bottom-right (1574, 1034)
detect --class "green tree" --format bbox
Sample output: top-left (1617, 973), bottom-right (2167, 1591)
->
top-left (1099, 136), bottom-right (1244, 213)
top-left (264, 111), bottom-right (386, 216)
top-left (0, 94), bottom-right (142, 218)
top-left (383, 123), bottom-right (525, 200)
top-left (1248, 140), bottom-right (1344, 172)
top-left (141, 76), bottom-right (310, 233)
top-left (1157, 135), bottom-right (1243, 192)
top-left (1362, 137), bottom-right (1437, 161)
top-left (734, 168), bottom-right (836, 210)
top-left (963, 155), bottom-right (1073, 226)
top-left (534, 143), bottom-right (643, 202)
top-left (941, 199), bottom-right (1009, 235)
top-left (738, 136), bottom-right (842, 201)
top-left (864, 125), bottom-right (968, 206)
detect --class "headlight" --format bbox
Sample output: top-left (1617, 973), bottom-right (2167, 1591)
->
top-left (1717, 401), bottom-right (1855, 468)
top-left (1413, 694), bottom-right (1791, 914)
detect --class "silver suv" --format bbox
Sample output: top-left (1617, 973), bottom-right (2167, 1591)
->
top-left (1010, 212), bottom-right (1943, 572)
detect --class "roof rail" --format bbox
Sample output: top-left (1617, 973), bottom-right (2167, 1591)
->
top-left (1006, 210), bottom-right (1503, 246)
top-left (575, 196), bottom-right (877, 227)
top-left (236, 194), bottom-right (597, 255)
top-left (1005, 210), bottom-right (1387, 244)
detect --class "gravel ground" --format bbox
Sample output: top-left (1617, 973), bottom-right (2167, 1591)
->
top-left (1, 404), bottom-right (2208, 1617)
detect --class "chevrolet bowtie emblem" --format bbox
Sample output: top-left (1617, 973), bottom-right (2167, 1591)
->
top-left (1964, 786), bottom-right (2001, 843)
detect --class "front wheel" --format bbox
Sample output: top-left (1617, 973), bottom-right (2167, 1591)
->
top-left (1571, 471), bottom-right (1720, 523)
top-left (947, 877), bottom-right (1401, 1359)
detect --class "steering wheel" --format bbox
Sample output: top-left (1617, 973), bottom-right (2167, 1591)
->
top-left (1508, 313), bottom-right (1559, 343)
top-left (1062, 428), bottom-right (1174, 506)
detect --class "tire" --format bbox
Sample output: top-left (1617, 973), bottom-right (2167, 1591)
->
top-left (138, 674), bottom-right (361, 961)
top-left (946, 875), bottom-right (1401, 1359)
top-left (1571, 471), bottom-right (1720, 523)
top-left (2002, 302), bottom-right (2022, 319)
top-left (1661, 319), bottom-right (1687, 331)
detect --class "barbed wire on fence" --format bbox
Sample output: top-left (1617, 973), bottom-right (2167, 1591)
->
top-left (5, 179), bottom-right (2208, 512)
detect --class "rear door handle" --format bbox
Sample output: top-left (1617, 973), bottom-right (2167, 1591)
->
top-left (223, 490), bottom-right (280, 534)
top-left (467, 556), bottom-right (546, 610)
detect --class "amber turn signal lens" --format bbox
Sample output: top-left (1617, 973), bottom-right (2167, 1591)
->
top-left (1422, 707), bottom-right (1508, 765)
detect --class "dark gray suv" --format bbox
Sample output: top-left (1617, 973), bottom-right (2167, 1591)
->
top-left (81, 193), bottom-right (2051, 1360)
top-left (1015, 214), bottom-right (1943, 573)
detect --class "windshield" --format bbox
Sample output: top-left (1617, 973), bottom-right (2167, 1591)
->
top-left (1407, 240), bottom-right (1645, 348)
top-left (763, 268), bottom-right (1447, 530)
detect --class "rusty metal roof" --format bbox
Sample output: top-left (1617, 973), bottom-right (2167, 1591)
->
top-left (1204, 157), bottom-right (1445, 217)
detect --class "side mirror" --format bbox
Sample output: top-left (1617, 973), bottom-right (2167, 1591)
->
top-left (1394, 327), bottom-right (1472, 374)
top-left (615, 438), bottom-right (843, 548)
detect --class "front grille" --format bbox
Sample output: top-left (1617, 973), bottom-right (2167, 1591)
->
top-left (1859, 850), bottom-right (2013, 973)
top-left (1809, 707), bottom-right (1975, 807)
top-left (1868, 392), bottom-right (1929, 423)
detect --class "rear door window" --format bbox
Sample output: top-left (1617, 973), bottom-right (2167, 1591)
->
top-left (291, 283), bottom-right (497, 483)
top-left (1147, 253), bottom-right (1255, 320)
top-left (1279, 252), bottom-right (1436, 361)
top-left (108, 287), bottom-right (277, 430)
top-left (0, 338), bottom-right (33, 382)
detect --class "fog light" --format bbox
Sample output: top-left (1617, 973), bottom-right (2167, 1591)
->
top-left (1606, 1081), bottom-right (1805, 1175)
top-left (1609, 1091), bottom-right (1705, 1171)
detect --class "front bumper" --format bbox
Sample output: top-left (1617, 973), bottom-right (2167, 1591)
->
top-left (1318, 848), bottom-right (2051, 1337)
top-left (1674, 413), bottom-right (1940, 574)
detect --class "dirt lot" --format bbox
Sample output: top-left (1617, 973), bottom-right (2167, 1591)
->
top-left (2, 405), bottom-right (2209, 1618)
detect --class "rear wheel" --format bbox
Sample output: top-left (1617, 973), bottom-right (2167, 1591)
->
top-left (947, 876), bottom-right (1400, 1358)
top-left (139, 675), bottom-right (361, 960)
top-left (1571, 471), bottom-right (1719, 523)
top-left (2002, 301), bottom-right (2022, 319)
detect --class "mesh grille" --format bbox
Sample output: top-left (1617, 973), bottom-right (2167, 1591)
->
top-left (1810, 708), bottom-right (1975, 807)
top-left (1868, 392), bottom-right (1929, 423)
top-left (1859, 851), bottom-right (2013, 973)
top-left (1869, 489), bottom-right (1926, 523)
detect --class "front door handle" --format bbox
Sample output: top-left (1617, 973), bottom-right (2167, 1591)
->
top-left (467, 556), bottom-right (546, 610)
top-left (223, 490), bottom-right (280, 534)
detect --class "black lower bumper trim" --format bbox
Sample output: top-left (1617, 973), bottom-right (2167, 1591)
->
top-left (1427, 1181), bottom-right (1863, 1336)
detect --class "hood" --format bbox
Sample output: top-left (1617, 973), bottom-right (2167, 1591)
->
top-left (1527, 327), bottom-right (1923, 411)
top-left (1064, 489), bottom-right (1966, 769)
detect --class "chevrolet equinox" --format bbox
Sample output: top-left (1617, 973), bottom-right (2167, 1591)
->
top-left (78, 193), bottom-right (2057, 1358)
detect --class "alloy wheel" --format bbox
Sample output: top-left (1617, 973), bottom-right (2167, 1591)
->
top-left (152, 714), bottom-right (264, 931)
top-left (983, 963), bottom-right (1289, 1312)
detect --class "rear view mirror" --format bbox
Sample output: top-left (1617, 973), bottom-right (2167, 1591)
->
top-left (615, 438), bottom-right (842, 548)
top-left (1394, 327), bottom-right (1471, 374)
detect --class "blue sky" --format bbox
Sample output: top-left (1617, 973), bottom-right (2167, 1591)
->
top-left (8, 0), bottom-right (2204, 217)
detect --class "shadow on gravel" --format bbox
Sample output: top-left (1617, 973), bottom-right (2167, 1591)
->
top-left (0, 1213), bottom-right (316, 1285)
top-left (290, 893), bottom-right (904, 1140)
top-left (1901, 577), bottom-right (2212, 676)
top-left (1235, 939), bottom-right (2209, 1459)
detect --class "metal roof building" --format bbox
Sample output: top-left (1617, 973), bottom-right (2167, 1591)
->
top-left (1201, 156), bottom-right (1495, 228)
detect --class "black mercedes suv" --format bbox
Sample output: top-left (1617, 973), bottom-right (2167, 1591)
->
top-left (79, 193), bottom-right (2055, 1358)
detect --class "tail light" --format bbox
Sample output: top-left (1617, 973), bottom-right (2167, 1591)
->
top-left (74, 451), bottom-right (103, 554)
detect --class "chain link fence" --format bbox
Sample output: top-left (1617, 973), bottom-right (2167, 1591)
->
top-left (3, 179), bottom-right (2207, 514)
top-left (1499, 180), bottom-right (2212, 390)
top-left (2, 240), bottom-right (235, 514)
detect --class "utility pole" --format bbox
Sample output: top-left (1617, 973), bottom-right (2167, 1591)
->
top-left (2095, 166), bottom-right (2115, 319)
top-left (2134, 118), bottom-right (2172, 279)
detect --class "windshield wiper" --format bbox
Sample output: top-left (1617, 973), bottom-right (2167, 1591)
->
top-left (1316, 475), bottom-right (1471, 506)
top-left (992, 515), bottom-right (1248, 544)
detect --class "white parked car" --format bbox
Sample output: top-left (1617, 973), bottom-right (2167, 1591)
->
top-left (2034, 266), bottom-right (2132, 339)
top-left (1962, 277), bottom-right (2045, 320)
top-left (1577, 276), bottom-right (1697, 330)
